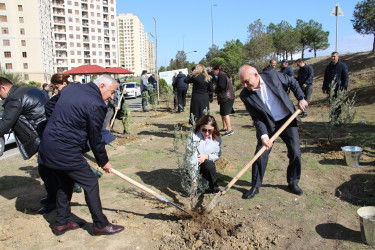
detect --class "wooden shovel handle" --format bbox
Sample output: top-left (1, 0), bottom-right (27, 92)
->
top-left (222, 109), bottom-right (302, 193)
top-left (108, 89), bottom-right (125, 130)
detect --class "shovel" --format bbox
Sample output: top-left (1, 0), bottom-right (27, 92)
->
top-left (206, 109), bottom-right (302, 212)
top-left (83, 153), bottom-right (189, 214)
top-left (108, 87), bottom-right (126, 130)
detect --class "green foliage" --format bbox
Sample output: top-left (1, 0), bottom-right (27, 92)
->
top-left (159, 66), bottom-right (166, 72)
top-left (158, 78), bottom-right (172, 95)
top-left (28, 81), bottom-right (41, 87)
top-left (351, 0), bottom-right (375, 52)
top-left (205, 45), bottom-right (221, 65)
top-left (167, 51), bottom-right (188, 70)
top-left (267, 20), bottom-right (301, 60)
top-left (121, 103), bottom-right (131, 134)
top-left (173, 124), bottom-right (207, 199)
top-left (243, 19), bottom-right (275, 71)
top-left (295, 19), bottom-right (329, 58)
top-left (324, 80), bottom-right (356, 142)
top-left (0, 69), bottom-right (26, 86)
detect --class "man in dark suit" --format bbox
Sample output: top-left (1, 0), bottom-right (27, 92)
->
top-left (238, 65), bottom-right (308, 199)
top-left (38, 75), bottom-right (124, 236)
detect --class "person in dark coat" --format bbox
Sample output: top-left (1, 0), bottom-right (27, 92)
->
top-left (38, 75), bottom-right (124, 236)
top-left (184, 64), bottom-right (213, 125)
top-left (41, 83), bottom-right (50, 100)
top-left (0, 77), bottom-right (50, 213)
top-left (296, 59), bottom-right (314, 118)
top-left (262, 59), bottom-right (277, 72)
top-left (172, 71), bottom-right (188, 113)
top-left (280, 60), bottom-right (294, 77)
top-left (239, 65), bottom-right (308, 199)
top-left (322, 51), bottom-right (349, 94)
top-left (213, 65), bottom-right (235, 137)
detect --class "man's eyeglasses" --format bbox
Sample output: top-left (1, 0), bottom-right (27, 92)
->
top-left (201, 128), bottom-right (214, 134)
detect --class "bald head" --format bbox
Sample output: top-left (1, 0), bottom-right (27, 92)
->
top-left (238, 65), bottom-right (260, 91)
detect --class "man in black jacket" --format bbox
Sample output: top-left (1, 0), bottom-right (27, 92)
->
top-left (239, 65), bottom-right (307, 199)
top-left (38, 75), bottom-right (124, 236)
top-left (296, 59), bottom-right (314, 118)
top-left (172, 71), bottom-right (188, 112)
top-left (322, 52), bottom-right (349, 94)
top-left (0, 77), bottom-right (53, 214)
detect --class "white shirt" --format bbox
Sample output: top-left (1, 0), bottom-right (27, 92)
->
top-left (254, 76), bottom-right (290, 139)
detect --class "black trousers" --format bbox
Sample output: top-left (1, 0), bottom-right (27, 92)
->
top-left (251, 118), bottom-right (301, 188)
top-left (177, 89), bottom-right (187, 112)
top-left (52, 165), bottom-right (109, 228)
top-left (38, 164), bottom-right (57, 205)
top-left (200, 160), bottom-right (218, 191)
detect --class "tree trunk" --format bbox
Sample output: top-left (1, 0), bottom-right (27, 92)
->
top-left (372, 33), bottom-right (375, 53)
top-left (301, 49), bottom-right (304, 59)
top-left (314, 49), bottom-right (317, 58)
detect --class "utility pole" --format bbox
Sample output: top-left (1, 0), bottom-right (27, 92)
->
top-left (330, 3), bottom-right (344, 51)
top-left (211, 4), bottom-right (217, 48)
top-left (153, 16), bottom-right (159, 102)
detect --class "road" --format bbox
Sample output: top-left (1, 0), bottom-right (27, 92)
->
top-left (0, 97), bottom-right (143, 161)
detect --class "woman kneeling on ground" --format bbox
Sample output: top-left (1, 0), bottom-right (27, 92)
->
top-left (186, 115), bottom-right (222, 193)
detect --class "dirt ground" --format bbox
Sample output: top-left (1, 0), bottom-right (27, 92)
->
top-left (0, 52), bottom-right (374, 249)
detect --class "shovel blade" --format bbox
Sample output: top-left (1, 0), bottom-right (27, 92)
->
top-left (206, 192), bottom-right (223, 213)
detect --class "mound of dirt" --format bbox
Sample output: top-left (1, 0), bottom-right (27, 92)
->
top-left (216, 156), bottom-right (237, 173)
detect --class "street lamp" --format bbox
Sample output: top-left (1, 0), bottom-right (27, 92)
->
top-left (152, 16), bottom-right (159, 102)
top-left (211, 4), bottom-right (217, 47)
top-left (186, 50), bottom-right (197, 55)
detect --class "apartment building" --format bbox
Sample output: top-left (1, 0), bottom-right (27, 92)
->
top-left (52, 0), bottom-right (118, 73)
top-left (0, 0), bottom-right (54, 83)
top-left (117, 13), bottom-right (155, 75)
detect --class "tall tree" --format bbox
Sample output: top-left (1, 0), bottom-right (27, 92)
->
top-left (351, 0), bottom-right (375, 53)
top-left (296, 19), bottom-right (309, 59)
top-left (219, 39), bottom-right (246, 80)
top-left (243, 19), bottom-right (274, 71)
top-left (205, 45), bottom-right (220, 65)
top-left (268, 21), bottom-right (300, 60)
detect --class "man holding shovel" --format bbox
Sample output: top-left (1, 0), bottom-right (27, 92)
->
top-left (38, 75), bottom-right (124, 236)
top-left (238, 65), bottom-right (308, 199)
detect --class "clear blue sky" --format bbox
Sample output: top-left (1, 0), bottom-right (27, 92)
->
top-left (117, 1), bottom-right (372, 68)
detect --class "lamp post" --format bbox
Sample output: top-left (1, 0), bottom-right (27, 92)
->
top-left (211, 4), bottom-right (217, 48)
top-left (186, 50), bottom-right (197, 55)
top-left (152, 16), bottom-right (159, 102)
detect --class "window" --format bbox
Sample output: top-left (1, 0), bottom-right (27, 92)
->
top-left (5, 63), bottom-right (12, 69)
top-left (70, 51), bottom-right (75, 55)
top-left (76, 26), bottom-right (80, 31)
top-left (77, 51), bottom-right (81, 55)
top-left (76, 43), bottom-right (81, 47)
top-left (23, 63), bottom-right (28, 69)
top-left (69, 34), bottom-right (73, 39)
top-left (0, 3), bottom-right (5, 10)
top-left (20, 28), bottom-right (25, 35)
top-left (0, 15), bottom-right (7, 22)
top-left (69, 26), bottom-right (73, 31)
top-left (76, 34), bottom-right (80, 39)
top-left (22, 52), bottom-right (27, 58)
top-left (18, 5), bottom-right (23, 11)
top-left (24, 74), bottom-right (29, 81)
top-left (3, 39), bottom-right (10, 46)
top-left (68, 9), bottom-right (72, 14)
top-left (74, 2), bottom-right (78, 6)
top-left (70, 42), bottom-right (74, 47)
top-left (21, 40), bottom-right (26, 46)
top-left (71, 59), bottom-right (75, 63)
top-left (75, 10), bottom-right (79, 15)
top-left (4, 51), bottom-right (11, 58)
top-left (2, 27), bottom-right (8, 34)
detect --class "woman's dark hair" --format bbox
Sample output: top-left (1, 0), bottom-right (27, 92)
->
top-left (50, 73), bottom-right (70, 86)
top-left (194, 115), bottom-right (220, 140)
top-left (212, 64), bottom-right (231, 78)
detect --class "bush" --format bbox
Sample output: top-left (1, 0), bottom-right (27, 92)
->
top-left (0, 69), bottom-right (26, 86)
top-left (158, 78), bottom-right (172, 95)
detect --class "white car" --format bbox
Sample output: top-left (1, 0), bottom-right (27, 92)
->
top-left (0, 132), bottom-right (16, 156)
top-left (122, 82), bottom-right (141, 99)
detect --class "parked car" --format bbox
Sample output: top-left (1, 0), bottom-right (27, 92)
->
top-left (0, 98), bottom-right (17, 156)
top-left (0, 132), bottom-right (16, 156)
top-left (122, 82), bottom-right (141, 99)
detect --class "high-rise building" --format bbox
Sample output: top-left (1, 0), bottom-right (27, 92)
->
top-left (117, 13), bottom-right (155, 75)
top-left (52, 0), bottom-right (118, 74)
top-left (0, 0), bottom-right (54, 83)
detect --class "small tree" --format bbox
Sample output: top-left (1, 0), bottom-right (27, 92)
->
top-left (121, 103), bottom-right (131, 134)
top-left (351, 0), bottom-right (375, 53)
top-left (324, 79), bottom-right (356, 142)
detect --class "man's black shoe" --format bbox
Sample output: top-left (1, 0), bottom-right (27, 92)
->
top-left (37, 203), bottom-right (56, 214)
top-left (242, 187), bottom-right (259, 199)
top-left (288, 184), bottom-right (303, 196)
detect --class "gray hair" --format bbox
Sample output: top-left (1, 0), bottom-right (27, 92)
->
top-left (94, 75), bottom-right (116, 87)
top-left (238, 64), bottom-right (258, 75)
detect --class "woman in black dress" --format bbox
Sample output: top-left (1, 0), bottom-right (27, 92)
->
top-left (213, 65), bottom-right (235, 136)
top-left (184, 64), bottom-right (214, 125)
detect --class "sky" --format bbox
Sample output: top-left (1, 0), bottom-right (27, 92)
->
top-left (116, 0), bottom-right (373, 68)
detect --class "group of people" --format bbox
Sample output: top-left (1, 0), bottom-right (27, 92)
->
top-left (184, 52), bottom-right (349, 199)
top-left (0, 51), bottom-right (349, 236)
top-left (172, 64), bottom-right (235, 137)
top-left (0, 74), bottom-right (124, 236)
